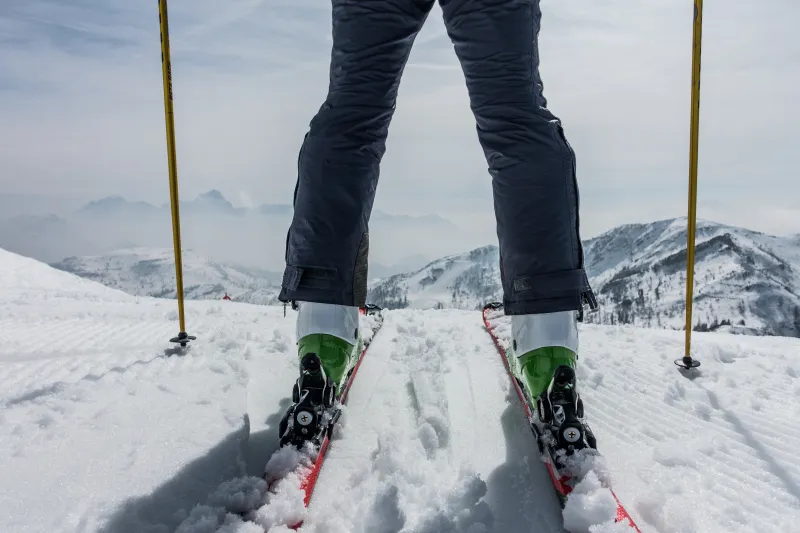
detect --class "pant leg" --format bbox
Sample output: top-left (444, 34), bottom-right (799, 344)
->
top-left (439, 0), bottom-right (597, 317)
top-left (279, 0), bottom-right (435, 307)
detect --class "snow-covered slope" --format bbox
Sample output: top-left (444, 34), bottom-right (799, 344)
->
top-left (0, 248), bottom-right (260, 533)
top-left (368, 218), bottom-right (800, 337)
top-left (51, 247), bottom-right (281, 305)
top-left (368, 245), bottom-right (501, 311)
top-left (2, 247), bottom-right (800, 533)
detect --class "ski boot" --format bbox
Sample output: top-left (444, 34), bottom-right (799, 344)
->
top-left (534, 364), bottom-right (597, 464)
top-left (279, 351), bottom-right (338, 447)
top-left (514, 342), bottom-right (596, 463)
top-left (278, 333), bottom-right (361, 447)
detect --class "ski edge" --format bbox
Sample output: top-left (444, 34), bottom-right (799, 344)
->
top-left (480, 304), bottom-right (642, 533)
top-left (279, 306), bottom-right (384, 530)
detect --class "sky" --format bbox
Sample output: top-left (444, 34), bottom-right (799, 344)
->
top-left (0, 0), bottom-right (798, 252)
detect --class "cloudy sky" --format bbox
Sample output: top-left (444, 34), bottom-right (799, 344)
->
top-left (1, 0), bottom-right (798, 248)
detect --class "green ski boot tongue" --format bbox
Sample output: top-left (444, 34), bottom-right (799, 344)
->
top-left (298, 333), bottom-right (358, 391)
top-left (517, 346), bottom-right (577, 400)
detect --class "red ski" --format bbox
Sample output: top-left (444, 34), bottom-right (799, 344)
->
top-left (481, 303), bottom-right (641, 532)
top-left (264, 305), bottom-right (384, 531)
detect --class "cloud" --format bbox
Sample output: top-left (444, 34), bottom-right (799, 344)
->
top-left (0, 0), bottom-right (798, 266)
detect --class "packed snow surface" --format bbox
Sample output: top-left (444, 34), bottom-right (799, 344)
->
top-left (1, 247), bottom-right (799, 532)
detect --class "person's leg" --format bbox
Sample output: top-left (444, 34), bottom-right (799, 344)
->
top-left (440, 0), bottom-right (596, 450)
top-left (279, 0), bottom-right (435, 308)
top-left (439, 0), bottom-right (596, 317)
top-left (279, 0), bottom-right (435, 447)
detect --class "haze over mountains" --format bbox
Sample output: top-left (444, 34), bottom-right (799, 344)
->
top-left (0, 191), bottom-right (451, 276)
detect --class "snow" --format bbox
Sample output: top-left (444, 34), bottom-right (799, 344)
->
top-left (51, 247), bottom-right (281, 305)
top-left (0, 249), bottom-right (283, 533)
top-left (2, 247), bottom-right (800, 532)
top-left (561, 470), bottom-right (619, 533)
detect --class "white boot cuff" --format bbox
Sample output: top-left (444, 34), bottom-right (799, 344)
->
top-left (296, 302), bottom-right (359, 344)
top-left (511, 310), bottom-right (578, 356)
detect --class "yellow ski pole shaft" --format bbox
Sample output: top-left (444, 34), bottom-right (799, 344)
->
top-left (158, 0), bottom-right (194, 347)
top-left (679, 0), bottom-right (703, 370)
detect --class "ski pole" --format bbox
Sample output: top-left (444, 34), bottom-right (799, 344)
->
top-left (678, 0), bottom-right (703, 371)
top-left (158, 0), bottom-right (195, 348)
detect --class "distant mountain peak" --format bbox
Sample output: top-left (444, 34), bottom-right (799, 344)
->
top-left (81, 196), bottom-right (127, 209)
top-left (79, 196), bottom-right (158, 215)
top-left (184, 190), bottom-right (238, 214)
top-left (199, 189), bottom-right (225, 201)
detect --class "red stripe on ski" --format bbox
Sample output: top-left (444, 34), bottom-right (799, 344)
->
top-left (299, 436), bottom-right (330, 507)
top-left (285, 312), bottom-right (378, 530)
top-left (481, 306), bottom-right (641, 532)
top-left (480, 309), bottom-right (573, 499)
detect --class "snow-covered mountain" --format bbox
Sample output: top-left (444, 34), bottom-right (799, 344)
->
top-left (49, 247), bottom-right (428, 305)
top-left (51, 248), bottom-right (282, 304)
top-left (584, 218), bottom-right (800, 337)
top-left (368, 244), bottom-right (502, 310)
top-left (368, 218), bottom-right (800, 338)
top-left (43, 217), bottom-right (800, 337)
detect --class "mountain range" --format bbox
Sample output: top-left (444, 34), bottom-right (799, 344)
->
top-left (74, 190), bottom-right (457, 227)
top-left (77, 190), bottom-right (290, 219)
top-left (47, 216), bottom-right (800, 338)
top-left (367, 218), bottom-right (800, 338)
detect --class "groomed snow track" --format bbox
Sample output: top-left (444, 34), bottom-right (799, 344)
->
top-left (2, 248), bottom-right (800, 532)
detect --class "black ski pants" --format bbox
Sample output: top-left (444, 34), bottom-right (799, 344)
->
top-left (278, 0), bottom-right (597, 316)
